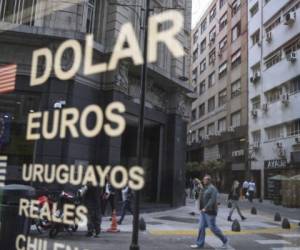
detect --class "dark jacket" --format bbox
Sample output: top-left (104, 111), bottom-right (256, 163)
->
top-left (228, 186), bottom-right (240, 201)
top-left (84, 186), bottom-right (101, 208)
top-left (199, 184), bottom-right (218, 215)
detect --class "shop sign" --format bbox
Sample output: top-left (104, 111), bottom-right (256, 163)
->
top-left (264, 159), bottom-right (288, 170)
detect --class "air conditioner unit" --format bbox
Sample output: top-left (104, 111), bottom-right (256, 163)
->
top-left (254, 71), bottom-right (261, 80)
top-left (284, 11), bottom-right (296, 25)
top-left (251, 109), bottom-right (258, 118)
top-left (287, 52), bottom-right (297, 62)
top-left (262, 103), bottom-right (268, 112)
top-left (276, 142), bottom-right (283, 148)
top-left (280, 93), bottom-right (289, 104)
top-left (266, 31), bottom-right (272, 42)
top-left (228, 126), bottom-right (235, 132)
top-left (253, 141), bottom-right (260, 150)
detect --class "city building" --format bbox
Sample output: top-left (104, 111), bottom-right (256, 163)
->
top-left (187, 0), bottom-right (248, 190)
top-left (248, 0), bottom-right (300, 199)
top-left (0, 0), bottom-right (192, 207)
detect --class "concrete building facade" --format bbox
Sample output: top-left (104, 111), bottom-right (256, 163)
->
top-left (248, 0), bottom-right (300, 199)
top-left (0, 0), bottom-right (192, 207)
top-left (188, 0), bottom-right (248, 190)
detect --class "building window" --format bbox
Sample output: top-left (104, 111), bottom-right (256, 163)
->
top-left (200, 59), bottom-right (206, 73)
top-left (191, 108), bottom-right (197, 122)
top-left (250, 2), bottom-right (259, 17)
top-left (266, 17), bottom-right (281, 33)
top-left (266, 87), bottom-right (283, 103)
top-left (265, 0), bottom-right (272, 5)
top-left (231, 22), bottom-right (241, 42)
top-left (218, 61), bottom-right (227, 78)
top-left (266, 125), bottom-right (285, 140)
top-left (251, 30), bottom-right (260, 46)
top-left (201, 18), bottom-right (207, 34)
top-left (209, 5), bottom-right (217, 22)
top-left (192, 67), bottom-right (197, 85)
top-left (86, 0), bottom-right (96, 33)
top-left (208, 96), bottom-right (215, 113)
top-left (200, 80), bottom-right (206, 95)
top-left (193, 47), bottom-right (198, 62)
top-left (209, 49), bottom-right (216, 65)
top-left (208, 71), bottom-right (216, 88)
top-left (199, 103), bottom-right (205, 118)
top-left (231, 0), bottom-right (241, 17)
top-left (209, 26), bottom-right (216, 44)
top-left (0, 0), bottom-right (37, 25)
top-left (231, 111), bottom-right (241, 127)
top-left (288, 75), bottom-right (300, 95)
top-left (231, 79), bottom-right (241, 98)
top-left (251, 96), bottom-right (261, 110)
top-left (287, 119), bottom-right (300, 136)
top-left (193, 30), bottom-right (199, 44)
top-left (219, 0), bottom-right (226, 9)
top-left (218, 89), bottom-right (227, 106)
top-left (265, 50), bottom-right (282, 69)
top-left (219, 12), bottom-right (227, 31)
top-left (284, 38), bottom-right (300, 58)
top-left (200, 38), bottom-right (207, 53)
top-left (252, 130), bottom-right (261, 143)
top-left (231, 49), bottom-right (241, 68)
top-left (207, 123), bottom-right (216, 135)
top-left (198, 127), bottom-right (205, 139)
top-left (218, 117), bottom-right (226, 132)
top-left (219, 36), bottom-right (227, 51)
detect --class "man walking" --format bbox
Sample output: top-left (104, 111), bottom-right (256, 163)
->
top-left (227, 180), bottom-right (246, 221)
top-left (247, 179), bottom-right (256, 202)
top-left (118, 185), bottom-right (133, 225)
top-left (190, 175), bottom-right (229, 249)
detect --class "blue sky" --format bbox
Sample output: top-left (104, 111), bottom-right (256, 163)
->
top-left (192, 0), bottom-right (213, 28)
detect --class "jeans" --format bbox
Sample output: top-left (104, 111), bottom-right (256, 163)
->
top-left (119, 200), bottom-right (133, 223)
top-left (228, 200), bottom-right (244, 218)
top-left (248, 191), bottom-right (254, 202)
top-left (87, 206), bottom-right (101, 234)
top-left (196, 212), bottom-right (227, 247)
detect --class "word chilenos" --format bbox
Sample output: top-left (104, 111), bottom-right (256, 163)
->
top-left (22, 164), bottom-right (144, 190)
top-left (16, 235), bottom-right (89, 250)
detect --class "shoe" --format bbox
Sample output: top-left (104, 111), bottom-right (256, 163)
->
top-left (227, 216), bottom-right (232, 222)
top-left (220, 239), bottom-right (229, 249)
top-left (85, 231), bottom-right (93, 237)
top-left (117, 220), bottom-right (122, 225)
top-left (190, 244), bottom-right (202, 249)
top-left (241, 216), bottom-right (246, 221)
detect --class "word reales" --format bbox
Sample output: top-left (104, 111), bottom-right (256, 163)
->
top-left (22, 164), bottom-right (145, 190)
top-left (30, 10), bottom-right (184, 86)
top-left (26, 102), bottom-right (125, 140)
top-left (19, 198), bottom-right (87, 226)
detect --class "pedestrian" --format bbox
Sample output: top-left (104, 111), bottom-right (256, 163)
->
top-left (242, 179), bottom-right (249, 199)
top-left (190, 174), bottom-right (229, 249)
top-left (102, 176), bottom-right (116, 216)
top-left (189, 177), bottom-right (194, 199)
top-left (118, 185), bottom-right (133, 225)
top-left (247, 179), bottom-right (256, 202)
top-left (83, 182), bottom-right (102, 237)
top-left (227, 180), bottom-right (246, 221)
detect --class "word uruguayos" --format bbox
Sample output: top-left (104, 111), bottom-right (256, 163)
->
top-left (30, 10), bottom-right (184, 86)
top-left (16, 234), bottom-right (89, 250)
top-left (19, 198), bottom-right (87, 226)
top-left (22, 164), bottom-right (145, 190)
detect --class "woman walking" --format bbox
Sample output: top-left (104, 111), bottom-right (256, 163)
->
top-left (227, 180), bottom-right (246, 221)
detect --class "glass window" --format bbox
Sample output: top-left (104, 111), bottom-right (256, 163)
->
top-left (231, 22), bottom-right (241, 42)
top-left (250, 2), bottom-right (259, 17)
top-left (193, 30), bottom-right (199, 44)
top-left (219, 0), bottom-right (226, 9)
top-left (231, 79), bottom-right (241, 98)
top-left (288, 75), bottom-right (300, 95)
top-left (208, 96), bottom-right (215, 112)
top-left (192, 67), bottom-right (197, 85)
top-left (201, 18), bottom-right (207, 33)
top-left (219, 12), bottom-right (227, 31)
top-left (193, 47), bottom-right (198, 62)
top-left (218, 89), bottom-right (227, 106)
top-left (191, 108), bottom-right (197, 122)
top-left (198, 127), bottom-right (205, 138)
top-left (231, 0), bottom-right (241, 16)
top-left (252, 130), bottom-right (261, 143)
top-left (218, 117), bottom-right (227, 132)
top-left (266, 125), bottom-right (285, 140)
top-left (209, 26), bottom-right (217, 44)
top-left (200, 58), bottom-right (206, 73)
top-left (287, 119), bottom-right (300, 136)
top-left (87, 0), bottom-right (95, 33)
top-left (207, 123), bottom-right (216, 135)
top-left (219, 36), bottom-right (227, 51)
top-left (218, 61), bottom-right (227, 78)
top-left (200, 38), bottom-right (206, 53)
top-left (209, 49), bottom-right (216, 65)
top-left (209, 5), bottom-right (217, 22)
top-left (208, 71), bottom-right (216, 88)
top-left (251, 96), bottom-right (261, 110)
top-left (231, 49), bottom-right (241, 68)
top-left (200, 80), bottom-right (206, 95)
top-left (265, 50), bottom-right (282, 69)
top-left (251, 30), bottom-right (260, 46)
top-left (266, 87), bottom-right (283, 103)
top-left (231, 111), bottom-right (241, 127)
top-left (199, 103), bottom-right (206, 117)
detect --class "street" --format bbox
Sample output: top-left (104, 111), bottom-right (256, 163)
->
top-left (30, 196), bottom-right (300, 250)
